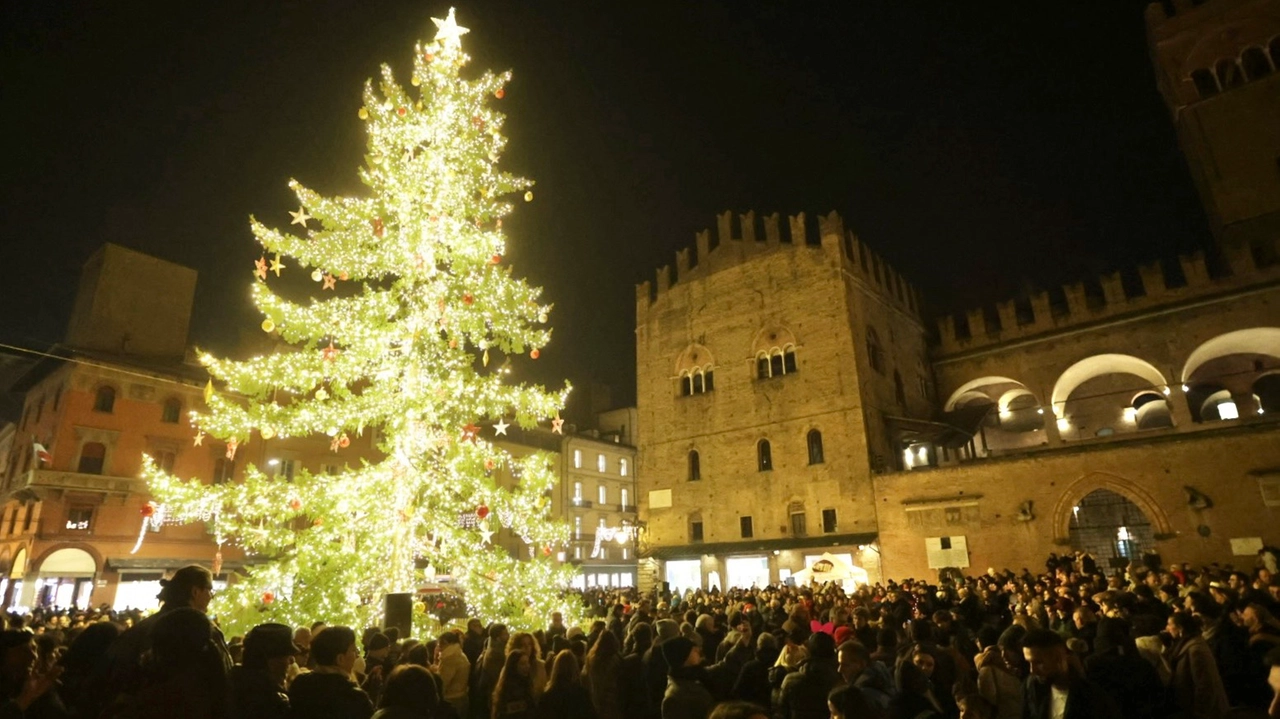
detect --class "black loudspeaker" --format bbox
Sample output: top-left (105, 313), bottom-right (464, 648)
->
top-left (384, 592), bottom-right (413, 637)
top-left (662, 581), bottom-right (671, 595)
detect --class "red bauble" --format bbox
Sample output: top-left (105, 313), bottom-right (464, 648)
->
top-left (289, 498), bottom-right (302, 511)
top-left (484, 459), bottom-right (495, 471)
top-left (262, 592), bottom-right (275, 605)
top-left (495, 88), bottom-right (505, 99)
top-left (397, 106), bottom-right (407, 116)
top-left (530, 349), bottom-right (540, 360)
top-left (338, 435), bottom-right (350, 448)
top-left (490, 254), bottom-right (502, 265)
top-left (476, 505), bottom-right (490, 520)
top-left (372, 218), bottom-right (385, 237)
top-left (338, 271), bottom-right (349, 281)
top-left (542, 546), bottom-right (552, 557)
top-left (462, 294), bottom-right (474, 305)
top-left (424, 52), bottom-right (434, 62)
top-left (141, 503), bottom-right (156, 518)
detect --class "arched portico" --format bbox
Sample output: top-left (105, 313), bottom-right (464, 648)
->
top-left (1181, 328), bottom-right (1280, 382)
top-left (1051, 355), bottom-right (1169, 417)
top-left (943, 376), bottom-right (1028, 412)
top-left (1051, 472), bottom-right (1174, 545)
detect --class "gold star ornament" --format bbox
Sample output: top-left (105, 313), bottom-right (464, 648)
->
top-left (290, 207), bottom-right (312, 227)
top-left (432, 8), bottom-right (469, 50)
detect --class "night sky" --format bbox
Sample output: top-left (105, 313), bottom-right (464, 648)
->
top-left (0, 1), bottom-right (1209, 412)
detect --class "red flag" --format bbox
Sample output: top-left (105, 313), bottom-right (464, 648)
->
top-left (33, 442), bottom-right (52, 466)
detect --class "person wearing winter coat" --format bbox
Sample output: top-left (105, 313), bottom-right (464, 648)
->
top-left (645, 620), bottom-right (681, 719)
top-left (373, 665), bottom-right (444, 719)
top-left (229, 623), bottom-right (297, 719)
top-left (1020, 628), bottom-right (1121, 719)
top-left (585, 630), bottom-right (623, 719)
top-left (1082, 617), bottom-right (1163, 719)
top-left (733, 633), bottom-right (781, 710)
top-left (661, 637), bottom-right (714, 719)
top-left (837, 640), bottom-right (895, 713)
top-left (436, 631), bottom-right (471, 717)
top-left (972, 646), bottom-right (1020, 719)
top-left (288, 626), bottom-right (375, 719)
top-left (618, 623), bottom-right (654, 719)
top-left (536, 650), bottom-right (596, 719)
top-left (1165, 613), bottom-right (1229, 719)
top-left (776, 632), bottom-right (843, 719)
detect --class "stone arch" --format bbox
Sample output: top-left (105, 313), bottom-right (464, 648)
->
top-left (997, 387), bottom-right (1039, 413)
top-left (943, 376), bottom-right (1028, 411)
top-left (1051, 472), bottom-right (1173, 544)
top-left (1051, 354), bottom-right (1168, 417)
top-left (750, 326), bottom-right (798, 355)
top-left (673, 343), bottom-right (715, 376)
top-left (1181, 327), bottom-right (1280, 382)
top-left (10, 548), bottom-right (27, 579)
top-left (32, 543), bottom-right (102, 576)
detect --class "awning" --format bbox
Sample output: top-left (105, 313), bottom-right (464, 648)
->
top-left (642, 532), bottom-right (876, 561)
top-left (885, 404), bottom-right (993, 448)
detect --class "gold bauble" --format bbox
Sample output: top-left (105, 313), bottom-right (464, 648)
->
top-left (315, 388), bottom-right (329, 400)
top-left (260, 427), bottom-right (276, 440)
top-left (358, 107), bottom-right (369, 120)
top-left (311, 269), bottom-right (324, 282)
top-left (261, 319), bottom-right (275, 333)
top-left (524, 191), bottom-right (533, 202)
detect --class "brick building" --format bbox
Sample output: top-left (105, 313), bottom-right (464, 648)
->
top-left (635, 0), bottom-right (1280, 589)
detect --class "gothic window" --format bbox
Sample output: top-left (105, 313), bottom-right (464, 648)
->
top-left (756, 345), bottom-right (798, 379)
top-left (867, 328), bottom-right (884, 374)
top-left (894, 370), bottom-right (907, 406)
top-left (93, 386), bottom-right (116, 414)
top-left (78, 442), bottom-right (106, 475)
top-left (1190, 68), bottom-right (1220, 99)
top-left (822, 508), bottom-right (837, 533)
top-left (688, 450), bottom-right (701, 481)
top-left (1241, 46), bottom-right (1272, 80)
top-left (790, 511), bottom-right (807, 537)
top-left (161, 398), bottom-right (182, 424)
top-left (690, 513), bottom-right (704, 543)
top-left (675, 344), bottom-right (715, 398)
top-left (807, 430), bottom-right (824, 465)
top-left (757, 439), bottom-right (772, 472)
top-left (1216, 58), bottom-right (1244, 89)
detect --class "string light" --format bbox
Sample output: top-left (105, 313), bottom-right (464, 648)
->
top-left (142, 8), bottom-right (580, 636)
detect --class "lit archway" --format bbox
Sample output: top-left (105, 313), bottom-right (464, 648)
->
top-left (1052, 354), bottom-right (1169, 417)
top-left (1181, 328), bottom-right (1280, 383)
top-left (943, 376), bottom-right (1030, 412)
top-left (37, 547), bottom-right (96, 575)
top-left (1052, 472), bottom-right (1173, 545)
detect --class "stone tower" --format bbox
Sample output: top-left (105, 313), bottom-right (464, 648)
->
top-left (633, 211), bottom-right (932, 591)
top-left (1146, 0), bottom-right (1280, 257)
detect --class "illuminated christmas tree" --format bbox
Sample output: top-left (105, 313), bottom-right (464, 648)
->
top-left (143, 8), bottom-right (577, 635)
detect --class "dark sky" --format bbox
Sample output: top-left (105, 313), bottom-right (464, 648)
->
top-left (0, 1), bottom-right (1209, 412)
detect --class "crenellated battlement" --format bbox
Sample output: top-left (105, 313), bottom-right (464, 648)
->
top-left (636, 210), bottom-right (924, 321)
top-left (935, 235), bottom-right (1280, 356)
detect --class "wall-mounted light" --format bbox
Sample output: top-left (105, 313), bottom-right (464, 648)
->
top-left (1056, 418), bottom-right (1070, 432)
top-left (267, 458), bottom-right (280, 466)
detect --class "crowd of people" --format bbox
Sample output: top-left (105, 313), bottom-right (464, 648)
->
top-left (1, 550), bottom-right (1279, 718)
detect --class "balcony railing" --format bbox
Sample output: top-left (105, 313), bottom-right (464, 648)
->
top-left (18, 469), bottom-right (146, 497)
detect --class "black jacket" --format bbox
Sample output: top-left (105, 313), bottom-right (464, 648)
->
top-left (775, 658), bottom-right (842, 719)
top-left (1083, 648), bottom-right (1164, 719)
top-left (536, 683), bottom-right (596, 719)
top-left (288, 671), bottom-right (374, 719)
top-left (228, 666), bottom-right (290, 719)
top-left (1021, 673), bottom-right (1121, 719)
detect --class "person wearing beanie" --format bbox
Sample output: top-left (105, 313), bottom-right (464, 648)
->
top-left (230, 623), bottom-right (298, 719)
top-left (645, 621), bottom-right (681, 718)
top-left (660, 636), bottom-right (713, 719)
top-left (776, 632), bottom-right (841, 719)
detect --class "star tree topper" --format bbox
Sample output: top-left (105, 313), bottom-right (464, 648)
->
top-left (432, 8), bottom-right (470, 49)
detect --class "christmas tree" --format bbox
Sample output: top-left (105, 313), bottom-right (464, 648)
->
top-left (143, 8), bottom-right (578, 635)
